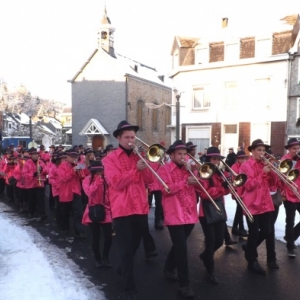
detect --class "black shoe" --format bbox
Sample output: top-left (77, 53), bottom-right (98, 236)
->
top-left (199, 253), bottom-right (208, 269)
top-left (38, 215), bottom-right (48, 222)
top-left (231, 227), bottom-right (240, 236)
top-left (163, 268), bottom-right (178, 281)
top-left (241, 243), bottom-right (249, 261)
top-left (179, 286), bottom-right (194, 298)
top-left (124, 292), bottom-right (137, 300)
top-left (287, 249), bottom-right (296, 258)
top-left (267, 261), bottom-right (279, 269)
top-left (225, 238), bottom-right (237, 246)
top-left (247, 261), bottom-right (266, 274)
top-left (96, 260), bottom-right (103, 268)
top-left (102, 258), bottom-right (112, 268)
top-left (145, 250), bottom-right (158, 259)
top-left (207, 273), bottom-right (218, 284)
top-left (239, 229), bottom-right (248, 237)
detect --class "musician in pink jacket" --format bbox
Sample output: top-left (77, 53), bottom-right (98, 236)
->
top-left (82, 160), bottom-right (112, 268)
top-left (157, 140), bottom-right (200, 299)
top-left (102, 120), bottom-right (154, 300)
top-left (240, 139), bottom-right (277, 274)
top-left (57, 149), bottom-right (86, 238)
top-left (22, 147), bottom-right (47, 220)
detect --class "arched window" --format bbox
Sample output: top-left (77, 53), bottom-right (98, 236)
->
top-left (137, 100), bottom-right (144, 130)
top-left (152, 102), bottom-right (158, 131)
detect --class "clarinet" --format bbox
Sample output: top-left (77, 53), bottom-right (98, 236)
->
top-left (37, 158), bottom-right (42, 186)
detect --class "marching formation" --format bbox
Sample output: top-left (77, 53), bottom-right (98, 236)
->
top-left (1, 120), bottom-right (300, 300)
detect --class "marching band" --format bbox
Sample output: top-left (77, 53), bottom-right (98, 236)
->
top-left (1, 120), bottom-right (300, 300)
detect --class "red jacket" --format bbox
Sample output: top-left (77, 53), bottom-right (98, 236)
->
top-left (57, 161), bottom-right (81, 202)
top-left (240, 157), bottom-right (276, 215)
top-left (48, 164), bottom-right (60, 197)
top-left (22, 159), bottom-right (47, 189)
top-left (157, 160), bottom-right (199, 225)
top-left (13, 162), bottom-right (26, 188)
top-left (280, 154), bottom-right (300, 203)
top-left (148, 162), bottom-right (162, 192)
top-left (82, 174), bottom-right (112, 224)
top-left (4, 162), bottom-right (16, 185)
top-left (102, 148), bottom-right (154, 219)
top-left (198, 171), bottom-right (230, 217)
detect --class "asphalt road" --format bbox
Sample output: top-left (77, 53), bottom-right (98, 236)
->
top-left (1, 190), bottom-right (300, 300)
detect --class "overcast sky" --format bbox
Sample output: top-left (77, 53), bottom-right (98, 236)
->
top-left (0, 0), bottom-right (299, 105)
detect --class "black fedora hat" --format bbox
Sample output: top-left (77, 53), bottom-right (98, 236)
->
top-left (84, 148), bottom-right (94, 155)
top-left (236, 150), bottom-right (248, 158)
top-left (104, 144), bottom-right (117, 153)
top-left (88, 160), bottom-right (104, 171)
top-left (284, 138), bottom-right (300, 150)
top-left (247, 139), bottom-right (270, 152)
top-left (206, 147), bottom-right (225, 159)
top-left (65, 149), bottom-right (79, 157)
top-left (185, 142), bottom-right (197, 149)
top-left (166, 140), bottom-right (187, 155)
top-left (113, 120), bottom-right (139, 138)
top-left (29, 147), bottom-right (39, 155)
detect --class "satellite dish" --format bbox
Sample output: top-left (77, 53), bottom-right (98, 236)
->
top-left (42, 135), bottom-right (52, 150)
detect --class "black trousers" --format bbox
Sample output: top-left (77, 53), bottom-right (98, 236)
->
top-left (0, 178), bottom-right (6, 194)
top-left (165, 224), bottom-right (194, 288)
top-left (27, 187), bottom-right (45, 217)
top-left (58, 194), bottom-right (85, 234)
top-left (232, 199), bottom-right (245, 230)
top-left (148, 190), bottom-right (163, 223)
top-left (89, 222), bottom-right (113, 261)
top-left (16, 187), bottom-right (28, 206)
top-left (142, 215), bottom-right (156, 253)
top-left (6, 183), bottom-right (15, 202)
top-left (245, 211), bottom-right (275, 262)
top-left (199, 217), bottom-right (226, 274)
top-left (113, 214), bottom-right (148, 294)
top-left (283, 200), bottom-right (300, 251)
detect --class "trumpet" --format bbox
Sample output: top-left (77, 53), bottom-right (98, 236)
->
top-left (135, 137), bottom-right (166, 164)
top-left (184, 160), bottom-right (222, 214)
top-left (260, 155), bottom-right (300, 198)
top-left (37, 158), bottom-right (43, 186)
top-left (128, 143), bottom-right (170, 193)
top-left (219, 159), bottom-right (253, 222)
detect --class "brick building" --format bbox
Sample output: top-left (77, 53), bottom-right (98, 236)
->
top-left (69, 9), bottom-right (172, 150)
top-left (169, 15), bottom-right (300, 157)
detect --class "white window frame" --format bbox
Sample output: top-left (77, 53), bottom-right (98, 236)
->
top-left (192, 84), bottom-right (211, 110)
top-left (251, 122), bottom-right (271, 145)
top-left (195, 46), bottom-right (209, 64)
top-left (186, 125), bottom-right (211, 150)
top-left (296, 98), bottom-right (300, 123)
top-left (224, 81), bottom-right (238, 108)
top-left (225, 41), bottom-right (240, 61)
top-left (255, 36), bottom-right (272, 58)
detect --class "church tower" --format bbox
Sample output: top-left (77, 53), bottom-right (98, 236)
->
top-left (98, 7), bottom-right (116, 57)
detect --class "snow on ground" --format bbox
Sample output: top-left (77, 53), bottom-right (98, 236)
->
top-left (224, 195), bottom-right (300, 245)
top-left (0, 203), bottom-right (105, 300)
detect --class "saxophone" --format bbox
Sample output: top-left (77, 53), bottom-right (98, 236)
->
top-left (37, 158), bottom-right (42, 186)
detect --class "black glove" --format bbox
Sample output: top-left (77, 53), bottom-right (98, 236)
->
top-left (33, 172), bottom-right (38, 177)
top-left (222, 181), bottom-right (229, 189)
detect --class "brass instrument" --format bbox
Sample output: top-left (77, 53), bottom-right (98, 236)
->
top-left (37, 158), bottom-right (43, 186)
top-left (219, 159), bottom-right (253, 222)
top-left (128, 143), bottom-right (170, 193)
top-left (135, 137), bottom-right (166, 164)
top-left (184, 160), bottom-right (222, 214)
top-left (187, 153), bottom-right (216, 179)
top-left (260, 155), bottom-right (300, 198)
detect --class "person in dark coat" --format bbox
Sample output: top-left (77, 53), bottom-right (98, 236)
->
top-left (225, 148), bottom-right (236, 167)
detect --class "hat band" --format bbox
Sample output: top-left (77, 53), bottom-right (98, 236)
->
top-left (174, 145), bottom-right (186, 149)
top-left (287, 142), bottom-right (300, 146)
top-left (120, 124), bottom-right (133, 129)
top-left (90, 166), bottom-right (104, 170)
top-left (206, 153), bottom-right (222, 156)
top-left (67, 152), bottom-right (78, 156)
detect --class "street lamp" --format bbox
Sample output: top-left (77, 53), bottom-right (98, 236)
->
top-left (29, 115), bottom-right (32, 141)
top-left (173, 88), bottom-right (182, 141)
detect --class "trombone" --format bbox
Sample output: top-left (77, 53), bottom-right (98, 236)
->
top-left (183, 159), bottom-right (222, 214)
top-left (260, 154), bottom-right (300, 198)
top-left (128, 143), bottom-right (170, 193)
top-left (135, 137), bottom-right (166, 164)
top-left (220, 159), bottom-right (254, 222)
top-left (187, 153), bottom-right (216, 179)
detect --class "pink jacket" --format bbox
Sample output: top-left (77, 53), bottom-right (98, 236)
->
top-left (102, 148), bottom-right (154, 219)
top-left (198, 171), bottom-right (230, 217)
top-left (48, 164), bottom-right (60, 197)
top-left (3, 162), bottom-right (16, 185)
top-left (240, 157), bottom-right (276, 215)
top-left (148, 162), bottom-right (162, 192)
top-left (57, 161), bottom-right (81, 202)
top-left (157, 161), bottom-right (199, 225)
top-left (13, 163), bottom-right (26, 188)
top-left (280, 154), bottom-right (300, 203)
top-left (81, 174), bottom-right (112, 224)
top-left (22, 159), bottom-right (47, 189)
top-left (39, 151), bottom-right (51, 163)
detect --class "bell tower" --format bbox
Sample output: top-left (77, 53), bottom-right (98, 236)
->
top-left (98, 7), bottom-right (115, 57)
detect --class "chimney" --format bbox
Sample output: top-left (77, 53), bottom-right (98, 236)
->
top-left (222, 18), bottom-right (228, 28)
